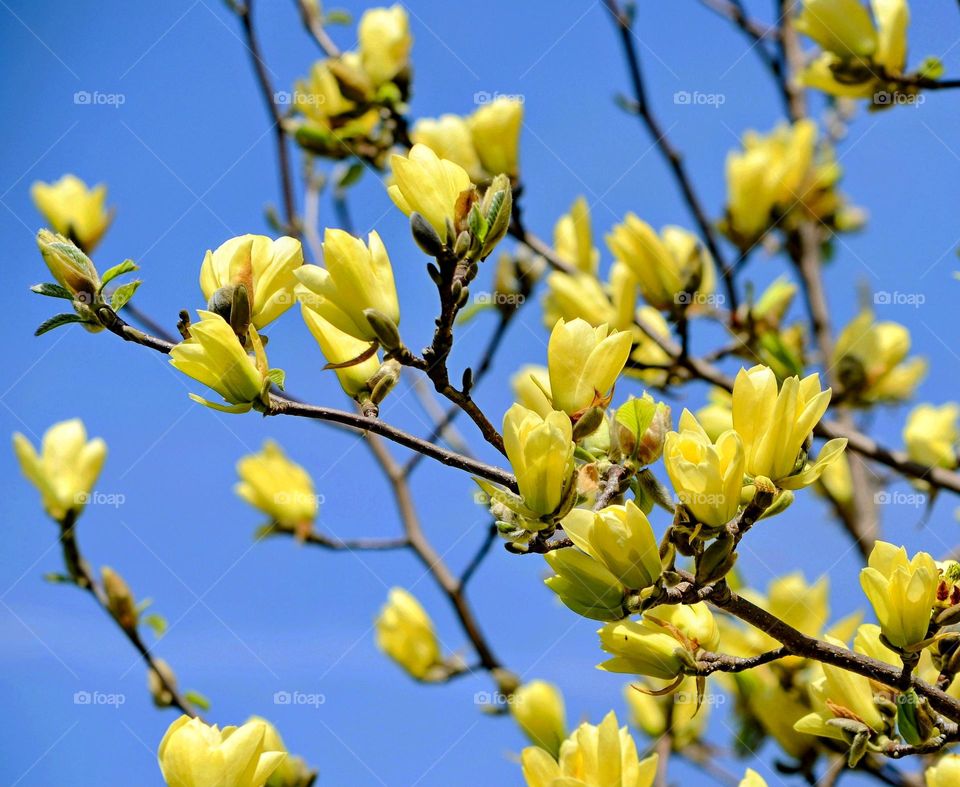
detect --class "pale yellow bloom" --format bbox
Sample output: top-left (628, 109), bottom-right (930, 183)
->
top-left (511, 365), bottom-right (553, 418)
top-left (904, 403), bottom-right (959, 469)
top-left (199, 235), bottom-right (302, 330)
top-left (664, 409), bottom-right (745, 528)
top-left (297, 298), bottom-right (382, 398)
top-left (796, 0), bottom-right (878, 59)
top-left (695, 388), bottom-right (733, 442)
top-left (544, 547), bottom-right (627, 621)
top-left (388, 144), bottom-right (472, 241)
top-left (410, 114), bottom-right (482, 179)
top-left (169, 311), bottom-right (269, 413)
top-left (235, 441), bottom-right (317, 530)
top-left (294, 229), bottom-right (399, 344)
top-left (511, 680), bottom-right (567, 758)
top-left (468, 96), bottom-right (523, 178)
top-left (926, 755), bottom-right (960, 787)
top-left (833, 310), bottom-right (925, 403)
top-left (502, 404), bottom-right (576, 521)
top-left (561, 501), bottom-right (661, 590)
top-left (12, 419), bottom-right (106, 522)
top-left (157, 715), bottom-right (285, 787)
top-left (358, 5), bottom-right (411, 86)
top-left (521, 711), bottom-right (658, 787)
top-left (794, 638), bottom-right (887, 741)
top-left (736, 666), bottom-right (815, 759)
top-left (547, 318), bottom-right (633, 416)
top-left (292, 61), bottom-right (358, 126)
top-left (245, 717), bottom-right (314, 787)
top-left (375, 588), bottom-right (441, 679)
top-left (860, 541), bottom-right (937, 650)
top-left (732, 364), bottom-right (847, 489)
top-left (31, 174), bottom-right (112, 252)
top-left (598, 603), bottom-right (719, 679)
top-left (740, 769), bottom-right (768, 787)
top-left (555, 196), bottom-right (599, 274)
top-left (606, 216), bottom-right (715, 311)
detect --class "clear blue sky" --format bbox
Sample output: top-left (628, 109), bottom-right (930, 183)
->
top-left (2, 1), bottom-right (960, 785)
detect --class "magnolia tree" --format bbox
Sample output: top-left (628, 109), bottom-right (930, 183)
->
top-left (15, 0), bottom-right (960, 785)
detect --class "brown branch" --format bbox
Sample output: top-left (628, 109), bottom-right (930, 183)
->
top-left (57, 512), bottom-right (200, 719)
top-left (234, 0), bottom-right (298, 233)
top-left (602, 0), bottom-right (738, 314)
top-left (294, 0), bottom-right (341, 57)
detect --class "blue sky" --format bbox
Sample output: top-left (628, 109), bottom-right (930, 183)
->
top-left (2, 1), bottom-right (960, 785)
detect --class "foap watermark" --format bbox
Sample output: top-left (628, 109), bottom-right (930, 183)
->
top-left (873, 91), bottom-right (925, 108)
top-left (674, 690), bottom-right (726, 707)
top-left (273, 90), bottom-right (325, 108)
top-left (874, 490), bottom-right (924, 508)
top-left (75, 491), bottom-right (126, 508)
top-left (74, 690), bottom-right (126, 708)
top-left (473, 292), bottom-right (525, 307)
top-left (473, 91), bottom-right (524, 105)
top-left (273, 690), bottom-right (326, 708)
top-left (874, 290), bottom-right (925, 308)
top-left (673, 90), bottom-right (725, 109)
top-left (273, 491), bottom-right (324, 508)
top-left (74, 90), bottom-right (126, 108)
top-left (675, 292), bottom-right (725, 308)
top-left (474, 690), bottom-right (518, 708)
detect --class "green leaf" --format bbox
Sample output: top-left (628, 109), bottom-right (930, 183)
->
top-left (267, 368), bottom-right (286, 391)
top-left (110, 280), bottom-right (142, 312)
top-left (31, 282), bottom-right (74, 300)
top-left (917, 56), bottom-right (945, 81)
top-left (615, 395), bottom-right (657, 439)
top-left (467, 203), bottom-right (488, 242)
top-left (35, 313), bottom-right (88, 336)
top-left (184, 690), bottom-right (212, 712)
top-left (43, 572), bottom-right (76, 584)
top-left (323, 9), bottom-right (352, 25)
top-left (143, 613), bottom-right (167, 637)
top-left (100, 259), bottom-right (138, 288)
top-left (335, 161), bottom-right (365, 191)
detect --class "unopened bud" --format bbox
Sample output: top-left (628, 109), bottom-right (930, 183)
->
top-left (410, 212), bottom-right (444, 257)
top-left (363, 308), bottom-right (402, 352)
top-left (148, 659), bottom-right (178, 708)
top-left (102, 566), bottom-right (137, 631)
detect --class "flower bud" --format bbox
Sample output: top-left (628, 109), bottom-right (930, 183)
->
top-left (613, 395), bottom-right (671, 466)
top-left (510, 680), bottom-right (566, 758)
top-left (375, 588), bottom-right (443, 680)
top-left (544, 548), bottom-right (627, 621)
top-left (547, 318), bottom-right (633, 416)
top-left (860, 541), bottom-right (937, 650)
top-left (148, 659), bottom-right (178, 708)
top-left (36, 229), bottom-right (100, 303)
top-left (246, 716), bottom-right (317, 787)
top-left (102, 566), bottom-right (137, 631)
top-left (235, 441), bottom-right (317, 533)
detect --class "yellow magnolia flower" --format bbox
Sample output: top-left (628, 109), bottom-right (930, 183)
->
top-left (547, 318), bottom-right (633, 416)
top-left (904, 403), bottom-right (959, 469)
top-left (511, 680), bottom-right (567, 758)
top-left (561, 500), bottom-right (662, 590)
top-left (292, 60), bottom-right (360, 126)
top-left (410, 114), bottom-right (483, 180)
top-left (36, 229), bottom-right (101, 302)
top-left (794, 638), bottom-right (887, 742)
top-left (695, 388), bottom-right (733, 442)
top-left (358, 4), bottom-right (411, 87)
top-left (544, 547), bottom-right (627, 621)
top-left (375, 588), bottom-right (442, 680)
top-left (606, 216), bottom-right (715, 311)
top-left (732, 364), bottom-right (847, 489)
top-left (388, 144), bottom-right (472, 241)
top-left (860, 541), bottom-right (937, 650)
top-left (245, 716), bottom-right (314, 787)
top-left (294, 229), bottom-right (400, 346)
top-left (926, 755), bottom-right (960, 787)
top-left (502, 404), bottom-right (576, 522)
top-left (297, 297), bottom-right (383, 399)
top-left (735, 667), bottom-right (815, 759)
top-left (31, 174), bottom-right (112, 252)
top-left (796, 0), bottom-right (878, 60)
top-left (664, 409), bottom-right (745, 528)
top-left (235, 441), bottom-right (317, 532)
top-left (468, 96), bottom-right (523, 179)
top-left (169, 311), bottom-right (270, 413)
top-left (833, 310), bottom-right (926, 404)
top-left (598, 603), bottom-right (719, 679)
top-left (200, 235), bottom-right (302, 330)
top-left (12, 419), bottom-right (106, 522)
top-left (740, 769), bottom-right (768, 787)
top-left (511, 364), bottom-right (553, 418)
top-left (555, 196), bottom-right (599, 275)
top-left (521, 711), bottom-right (658, 787)
top-left (625, 676), bottom-right (709, 749)
top-left (157, 715), bottom-right (285, 787)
